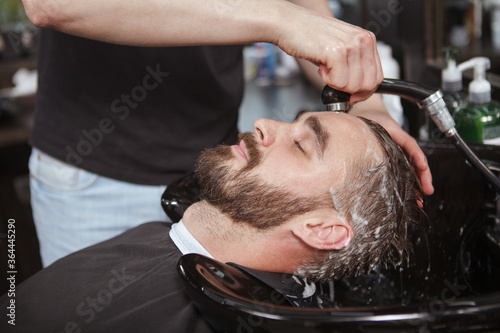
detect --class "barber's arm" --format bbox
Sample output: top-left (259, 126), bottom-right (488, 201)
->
top-left (22, 0), bottom-right (381, 100)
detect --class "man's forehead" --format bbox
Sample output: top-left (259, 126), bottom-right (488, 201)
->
top-left (294, 111), bottom-right (383, 160)
top-left (293, 111), bottom-right (363, 131)
top-left (294, 110), bottom-right (352, 122)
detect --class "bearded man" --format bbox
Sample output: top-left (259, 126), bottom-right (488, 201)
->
top-left (0, 111), bottom-right (425, 333)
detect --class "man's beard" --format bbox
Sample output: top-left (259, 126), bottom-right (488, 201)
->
top-left (194, 132), bottom-right (326, 229)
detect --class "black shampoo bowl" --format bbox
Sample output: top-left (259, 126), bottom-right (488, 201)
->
top-left (170, 142), bottom-right (500, 332)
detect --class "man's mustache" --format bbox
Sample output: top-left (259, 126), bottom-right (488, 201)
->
top-left (238, 132), bottom-right (262, 171)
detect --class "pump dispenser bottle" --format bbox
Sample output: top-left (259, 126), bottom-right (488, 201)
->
top-left (430, 47), bottom-right (469, 141)
top-left (454, 57), bottom-right (500, 145)
top-left (441, 47), bottom-right (468, 112)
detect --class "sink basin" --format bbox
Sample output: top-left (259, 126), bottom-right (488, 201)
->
top-left (168, 141), bottom-right (500, 332)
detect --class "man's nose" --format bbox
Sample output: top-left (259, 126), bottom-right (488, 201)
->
top-left (253, 118), bottom-right (282, 147)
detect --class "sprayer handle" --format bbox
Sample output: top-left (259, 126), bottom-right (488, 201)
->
top-left (321, 85), bottom-right (351, 104)
top-left (321, 86), bottom-right (351, 112)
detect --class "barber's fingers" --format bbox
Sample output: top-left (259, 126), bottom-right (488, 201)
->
top-left (276, 10), bottom-right (382, 98)
top-left (364, 107), bottom-right (434, 197)
top-left (392, 130), bottom-right (434, 196)
top-left (321, 42), bottom-right (349, 89)
top-left (413, 150), bottom-right (434, 197)
top-left (316, 28), bottom-right (383, 103)
top-left (350, 38), bottom-right (384, 104)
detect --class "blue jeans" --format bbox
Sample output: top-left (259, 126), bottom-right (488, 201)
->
top-left (29, 148), bottom-right (169, 267)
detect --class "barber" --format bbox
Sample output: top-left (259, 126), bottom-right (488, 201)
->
top-left (22, 0), bottom-right (433, 267)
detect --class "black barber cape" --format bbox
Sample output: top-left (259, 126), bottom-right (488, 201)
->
top-left (0, 222), bottom-right (214, 333)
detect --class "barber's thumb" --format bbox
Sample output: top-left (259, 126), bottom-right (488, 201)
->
top-left (317, 64), bottom-right (330, 79)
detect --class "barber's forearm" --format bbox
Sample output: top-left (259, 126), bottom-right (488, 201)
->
top-left (289, 0), bottom-right (331, 90)
top-left (349, 94), bottom-right (388, 119)
top-left (287, 0), bottom-right (331, 14)
top-left (23, 0), bottom-right (382, 98)
top-left (22, 0), bottom-right (288, 46)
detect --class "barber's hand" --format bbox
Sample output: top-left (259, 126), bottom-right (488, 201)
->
top-left (275, 8), bottom-right (383, 104)
top-left (376, 115), bottom-right (434, 197)
top-left (349, 95), bottom-right (434, 197)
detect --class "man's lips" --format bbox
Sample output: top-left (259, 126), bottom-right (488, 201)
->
top-left (232, 141), bottom-right (248, 162)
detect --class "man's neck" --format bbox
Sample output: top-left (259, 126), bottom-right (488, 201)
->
top-left (181, 200), bottom-right (310, 274)
top-left (182, 201), bottom-right (259, 262)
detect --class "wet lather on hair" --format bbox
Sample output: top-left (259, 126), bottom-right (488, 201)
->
top-left (298, 118), bottom-right (426, 281)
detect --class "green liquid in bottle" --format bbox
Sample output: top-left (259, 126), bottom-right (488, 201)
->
top-left (454, 100), bottom-right (500, 145)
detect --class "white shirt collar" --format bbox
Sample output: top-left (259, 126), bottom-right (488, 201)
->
top-left (169, 219), bottom-right (213, 258)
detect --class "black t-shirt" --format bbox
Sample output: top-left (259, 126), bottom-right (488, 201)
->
top-left (30, 29), bottom-right (243, 185)
top-left (0, 222), bottom-right (214, 333)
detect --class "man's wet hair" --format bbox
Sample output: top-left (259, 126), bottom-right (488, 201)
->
top-left (298, 117), bottom-right (427, 281)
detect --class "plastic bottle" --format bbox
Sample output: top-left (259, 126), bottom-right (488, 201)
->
top-left (429, 47), bottom-right (468, 141)
top-left (486, 0), bottom-right (500, 49)
top-left (441, 47), bottom-right (468, 112)
top-left (454, 57), bottom-right (500, 145)
top-left (377, 42), bottom-right (404, 127)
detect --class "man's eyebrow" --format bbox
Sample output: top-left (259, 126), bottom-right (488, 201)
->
top-left (306, 116), bottom-right (329, 159)
top-left (294, 112), bottom-right (329, 159)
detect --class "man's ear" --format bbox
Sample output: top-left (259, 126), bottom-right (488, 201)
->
top-left (292, 209), bottom-right (353, 251)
